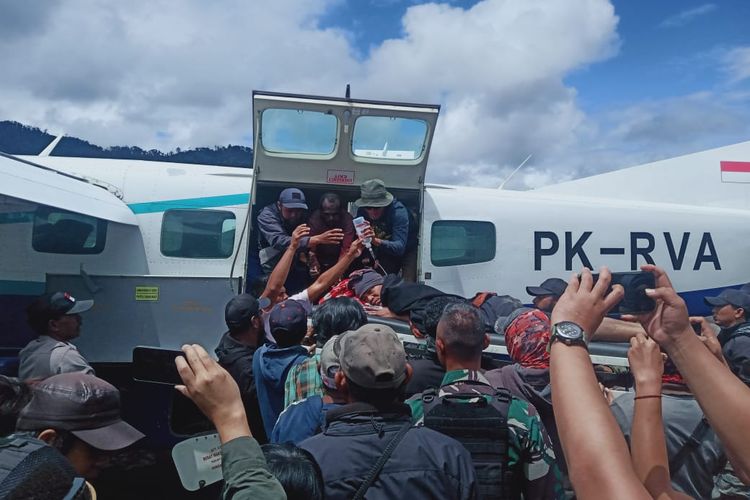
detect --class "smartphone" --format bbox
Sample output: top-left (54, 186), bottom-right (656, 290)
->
top-left (132, 346), bottom-right (185, 385)
top-left (590, 271), bottom-right (656, 315)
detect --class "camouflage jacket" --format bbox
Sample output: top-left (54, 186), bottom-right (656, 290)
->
top-left (407, 369), bottom-right (565, 500)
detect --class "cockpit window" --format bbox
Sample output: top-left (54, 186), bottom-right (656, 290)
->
top-left (32, 207), bottom-right (106, 254)
top-left (260, 108), bottom-right (338, 155)
top-left (161, 209), bottom-right (236, 259)
top-left (431, 220), bottom-right (496, 267)
top-left (352, 116), bottom-right (428, 162)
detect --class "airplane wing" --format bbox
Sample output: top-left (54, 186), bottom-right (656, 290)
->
top-left (0, 152), bottom-right (137, 225)
top-left (536, 140), bottom-right (750, 211)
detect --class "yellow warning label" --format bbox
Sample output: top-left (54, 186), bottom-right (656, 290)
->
top-left (135, 286), bottom-right (159, 301)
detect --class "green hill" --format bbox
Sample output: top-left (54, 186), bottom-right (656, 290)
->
top-left (0, 121), bottom-right (252, 168)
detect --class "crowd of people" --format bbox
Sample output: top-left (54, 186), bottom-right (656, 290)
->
top-left (2, 179), bottom-right (750, 499)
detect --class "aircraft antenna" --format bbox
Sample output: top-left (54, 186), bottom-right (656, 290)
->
top-left (498, 153), bottom-right (532, 190)
top-left (345, 84), bottom-right (351, 99)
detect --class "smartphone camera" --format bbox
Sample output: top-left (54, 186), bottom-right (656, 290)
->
top-left (590, 271), bottom-right (656, 316)
top-left (132, 346), bottom-right (185, 385)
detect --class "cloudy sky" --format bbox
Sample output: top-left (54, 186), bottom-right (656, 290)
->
top-left (1, 0), bottom-right (749, 189)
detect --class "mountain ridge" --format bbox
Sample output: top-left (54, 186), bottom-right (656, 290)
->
top-left (0, 121), bottom-right (253, 168)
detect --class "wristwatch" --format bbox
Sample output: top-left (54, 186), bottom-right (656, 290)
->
top-left (548, 321), bottom-right (588, 351)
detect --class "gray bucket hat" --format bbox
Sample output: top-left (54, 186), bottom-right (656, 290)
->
top-left (354, 179), bottom-right (394, 208)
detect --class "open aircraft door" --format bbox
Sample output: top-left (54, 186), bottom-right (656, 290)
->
top-left (251, 91), bottom-right (440, 189)
top-left (248, 91), bottom-right (441, 281)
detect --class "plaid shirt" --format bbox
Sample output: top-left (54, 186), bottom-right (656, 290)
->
top-left (284, 353), bottom-right (324, 409)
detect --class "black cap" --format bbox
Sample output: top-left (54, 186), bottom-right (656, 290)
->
top-left (28, 292), bottom-right (94, 317)
top-left (269, 300), bottom-right (308, 338)
top-left (225, 294), bottom-right (260, 329)
top-left (526, 278), bottom-right (568, 298)
top-left (704, 289), bottom-right (750, 310)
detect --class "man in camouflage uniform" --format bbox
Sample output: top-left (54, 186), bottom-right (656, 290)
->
top-left (407, 303), bottom-right (564, 499)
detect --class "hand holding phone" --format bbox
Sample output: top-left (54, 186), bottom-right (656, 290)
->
top-left (590, 271), bottom-right (656, 316)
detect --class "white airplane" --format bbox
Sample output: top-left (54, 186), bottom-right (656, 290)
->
top-left (1, 90), bottom-right (750, 371)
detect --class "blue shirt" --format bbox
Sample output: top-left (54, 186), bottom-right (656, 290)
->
top-left (252, 343), bottom-right (309, 437)
top-left (271, 395), bottom-right (341, 445)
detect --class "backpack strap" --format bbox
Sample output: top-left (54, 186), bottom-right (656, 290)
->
top-left (668, 417), bottom-right (710, 475)
top-left (62, 477), bottom-right (87, 500)
top-left (352, 421), bottom-right (412, 500)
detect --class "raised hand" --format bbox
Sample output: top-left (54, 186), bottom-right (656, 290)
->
top-left (361, 226), bottom-right (381, 247)
top-left (628, 333), bottom-right (664, 394)
top-left (347, 237), bottom-right (365, 258)
top-left (635, 265), bottom-right (693, 349)
top-left (291, 224), bottom-right (311, 249)
top-left (551, 267), bottom-right (624, 338)
top-left (698, 320), bottom-right (728, 366)
top-left (311, 228), bottom-right (344, 247)
top-left (175, 344), bottom-right (250, 443)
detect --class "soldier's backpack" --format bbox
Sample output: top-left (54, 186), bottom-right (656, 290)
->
top-left (0, 434), bottom-right (89, 499)
top-left (421, 387), bottom-right (520, 500)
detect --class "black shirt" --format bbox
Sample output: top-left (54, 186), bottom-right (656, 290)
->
top-left (215, 332), bottom-right (267, 443)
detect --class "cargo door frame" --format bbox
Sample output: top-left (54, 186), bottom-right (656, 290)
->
top-left (248, 91), bottom-right (441, 281)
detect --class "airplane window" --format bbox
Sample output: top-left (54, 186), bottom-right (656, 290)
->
top-left (32, 207), bottom-right (107, 254)
top-left (352, 116), bottom-right (427, 162)
top-left (430, 220), bottom-right (495, 267)
top-left (220, 218), bottom-right (237, 256)
top-left (260, 108), bottom-right (338, 155)
top-left (161, 210), bottom-right (236, 259)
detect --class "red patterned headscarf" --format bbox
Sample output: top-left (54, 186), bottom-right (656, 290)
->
top-left (662, 355), bottom-right (686, 386)
top-left (504, 309), bottom-right (551, 369)
top-left (320, 277), bottom-right (358, 304)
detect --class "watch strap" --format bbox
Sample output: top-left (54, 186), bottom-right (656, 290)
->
top-left (547, 322), bottom-right (588, 352)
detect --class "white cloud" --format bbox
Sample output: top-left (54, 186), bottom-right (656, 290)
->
top-left (524, 90), bottom-right (750, 187)
top-left (2, 0), bottom-right (746, 191)
top-left (724, 46), bottom-right (750, 84)
top-left (0, 0), bottom-right (624, 189)
top-left (659, 3), bottom-right (717, 28)
top-left (354, 0), bottom-right (620, 186)
top-left (0, 0), bottom-right (358, 148)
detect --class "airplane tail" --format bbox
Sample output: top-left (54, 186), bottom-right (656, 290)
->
top-left (536, 140), bottom-right (750, 211)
